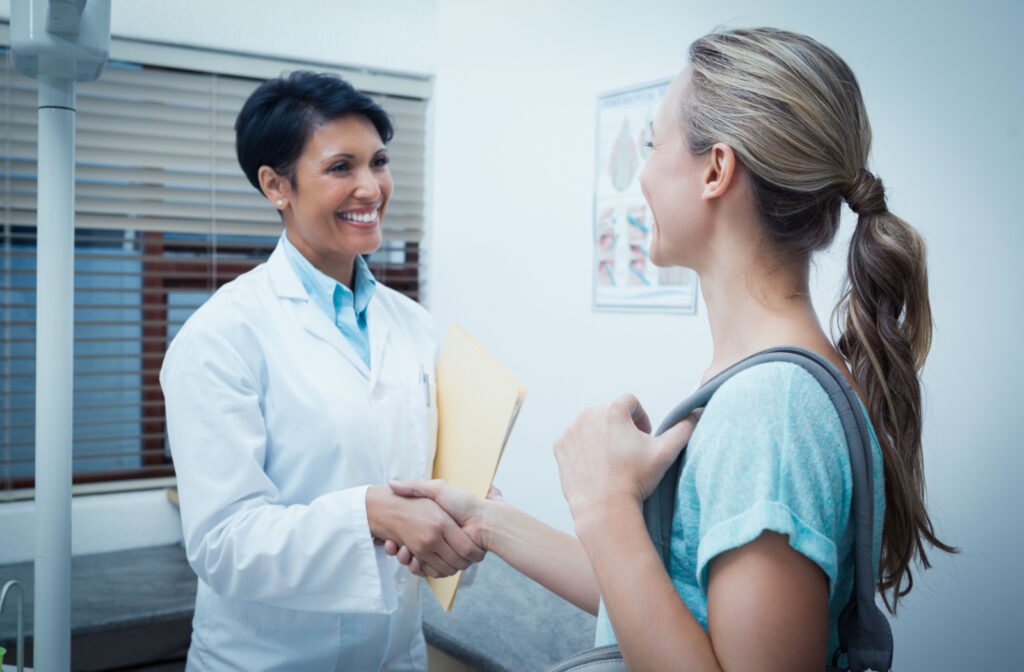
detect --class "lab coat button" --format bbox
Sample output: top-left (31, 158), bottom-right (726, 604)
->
top-left (372, 387), bottom-right (386, 401)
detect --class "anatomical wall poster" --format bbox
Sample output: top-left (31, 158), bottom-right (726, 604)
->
top-left (592, 79), bottom-right (698, 314)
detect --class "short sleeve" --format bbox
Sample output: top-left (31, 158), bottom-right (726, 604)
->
top-left (684, 363), bottom-right (852, 598)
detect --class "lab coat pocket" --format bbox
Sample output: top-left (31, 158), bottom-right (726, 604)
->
top-left (407, 369), bottom-right (438, 478)
top-left (201, 584), bottom-right (343, 633)
top-left (190, 581), bottom-right (344, 670)
top-left (427, 374), bottom-right (438, 465)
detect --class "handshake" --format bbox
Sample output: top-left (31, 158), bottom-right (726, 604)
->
top-left (367, 479), bottom-right (503, 579)
top-left (364, 394), bottom-right (694, 582)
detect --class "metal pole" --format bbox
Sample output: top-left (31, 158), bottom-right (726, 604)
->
top-left (34, 71), bottom-right (75, 672)
top-left (0, 580), bottom-right (25, 672)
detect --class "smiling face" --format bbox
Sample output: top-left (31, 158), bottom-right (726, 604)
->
top-left (273, 114), bottom-right (393, 284)
top-left (639, 70), bottom-right (710, 269)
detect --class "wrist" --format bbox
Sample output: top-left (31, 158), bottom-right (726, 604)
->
top-left (573, 493), bottom-right (643, 545)
top-left (469, 498), bottom-right (500, 552)
top-left (364, 484), bottom-right (391, 539)
top-left (480, 497), bottom-right (528, 555)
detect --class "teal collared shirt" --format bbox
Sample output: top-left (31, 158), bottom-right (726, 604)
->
top-left (281, 231), bottom-right (377, 368)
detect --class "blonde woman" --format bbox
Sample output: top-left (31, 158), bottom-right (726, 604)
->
top-left (388, 28), bottom-right (954, 670)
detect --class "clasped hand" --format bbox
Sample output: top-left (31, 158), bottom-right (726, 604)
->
top-left (366, 484), bottom-right (485, 579)
top-left (378, 479), bottom-right (497, 578)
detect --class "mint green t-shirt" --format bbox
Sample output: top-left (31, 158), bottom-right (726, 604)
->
top-left (594, 362), bottom-right (885, 664)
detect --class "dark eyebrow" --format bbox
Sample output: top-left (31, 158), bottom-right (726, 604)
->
top-left (324, 147), bottom-right (388, 164)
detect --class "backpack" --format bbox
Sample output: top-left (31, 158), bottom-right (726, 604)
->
top-left (548, 347), bottom-right (893, 672)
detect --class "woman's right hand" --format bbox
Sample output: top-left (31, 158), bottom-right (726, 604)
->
top-left (384, 480), bottom-right (499, 576)
top-left (365, 485), bottom-right (485, 579)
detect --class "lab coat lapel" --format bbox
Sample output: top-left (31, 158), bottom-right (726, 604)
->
top-left (267, 243), bottom-right (371, 379)
top-left (367, 299), bottom-right (391, 390)
top-left (298, 303), bottom-right (371, 377)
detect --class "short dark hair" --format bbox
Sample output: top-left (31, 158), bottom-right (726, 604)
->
top-left (234, 70), bottom-right (394, 192)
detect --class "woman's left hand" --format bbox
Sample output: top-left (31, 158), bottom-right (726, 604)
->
top-left (553, 394), bottom-right (697, 528)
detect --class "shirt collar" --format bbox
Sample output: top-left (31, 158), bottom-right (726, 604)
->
top-left (350, 254), bottom-right (377, 315)
top-left (280, 231), bottom-right (376, 322)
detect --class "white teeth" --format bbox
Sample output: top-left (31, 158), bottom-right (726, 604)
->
top-left (340, 209), bottom-right (378, 223)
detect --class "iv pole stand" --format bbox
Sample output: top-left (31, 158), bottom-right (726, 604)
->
top-left (10, 1), bottom-right (110, 668)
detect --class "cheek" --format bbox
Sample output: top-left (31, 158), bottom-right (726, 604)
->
top-left (640, 159), bottom-right (671, 214)
top-left (646, 188), bottom-right (685, 266)
top-left (649, 214), bottom-right (668, 266)
top-left (639, 161), bottom-right (653, 201)
top-left (380, 173), bottom-right (394, 205)
top-left (316, 180), bottom-right (352, 210)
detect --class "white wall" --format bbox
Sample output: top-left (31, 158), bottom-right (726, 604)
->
top-left (430, 1), bottom-right (1022, 670)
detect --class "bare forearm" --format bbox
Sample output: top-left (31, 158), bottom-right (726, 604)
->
top-left (481, 500), bottom-right (601, 615)
top-left (576, 499), bottom-right (721, 671)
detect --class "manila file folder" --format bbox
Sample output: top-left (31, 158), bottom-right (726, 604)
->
top-left (427, 323), bottom-right (526, 611)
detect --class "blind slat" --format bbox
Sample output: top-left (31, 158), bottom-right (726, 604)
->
top-left (1, 140), bottom-right (426, 182)
top-left (0, 158), bottom-right (253, 191)
top-left (3, 95), bottom-right (427, 137)
top-left (0, 157), bottom-right (426, 191)
top-left (2, 210), bottom-right (424, 238)
top-left (2, 177), bottom-right (426, 217)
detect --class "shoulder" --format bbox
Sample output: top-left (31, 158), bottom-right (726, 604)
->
top-left (161, 264), bottom-right (272, 378)
top-left (682, 362), bottom-right (855, 589)
top-left (181, 264), bottom-right (271, 333)
top-left (686, 361), bottom-right (851, 513)
top-left (709, 361), bottom-right (833, 412)
top-left (695, 362), bottom-right (844, 446)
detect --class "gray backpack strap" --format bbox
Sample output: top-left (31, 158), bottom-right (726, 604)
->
top-left (645, 346), bottom-right (892, 672)
top-left (642, 370), bottom-right (734, 568)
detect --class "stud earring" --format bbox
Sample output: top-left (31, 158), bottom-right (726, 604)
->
top-left (276, 200), bottom-right (284, 206)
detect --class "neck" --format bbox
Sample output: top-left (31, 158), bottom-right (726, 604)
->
top-left (697, 246), bottom-right (830, 383)
top-left (285, 227), bottom-right (356, 288)
top-left (674, 169), bottom-right (856, 389)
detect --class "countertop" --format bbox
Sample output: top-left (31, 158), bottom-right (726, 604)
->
top-left (0, 544), bottom-right (596, 671)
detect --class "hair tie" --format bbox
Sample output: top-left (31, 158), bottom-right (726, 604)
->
top-left (843, 169), bottom-right (887, 216)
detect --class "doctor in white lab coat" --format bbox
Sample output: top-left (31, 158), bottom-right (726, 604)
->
top-left (160, 71), bottom-right (483, 671)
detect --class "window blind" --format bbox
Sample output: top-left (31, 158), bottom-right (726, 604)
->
top-left (0, 44), bottom-right (429, 491)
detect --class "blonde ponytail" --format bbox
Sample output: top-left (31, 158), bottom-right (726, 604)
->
top-left (686, 28), bottom-right (956, 610)
top-left (837, 171), bottom-right (956, 606)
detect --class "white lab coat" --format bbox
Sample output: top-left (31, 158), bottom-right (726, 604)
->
top-left (160, 241), bottom-right (438, 671)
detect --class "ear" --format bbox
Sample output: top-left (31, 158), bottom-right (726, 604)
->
top-left (258, 165), bottom-right (291, 211)
top-left (700, 143), bottom-right (737, 201)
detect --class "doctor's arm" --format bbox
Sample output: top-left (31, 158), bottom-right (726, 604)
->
top-left (161, 325), bottom-right (480, 613)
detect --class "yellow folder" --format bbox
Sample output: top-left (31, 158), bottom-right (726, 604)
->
top-left (427, 323), bottom-right (527, 611)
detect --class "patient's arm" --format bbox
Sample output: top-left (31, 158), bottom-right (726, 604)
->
top-left (387, 480), bottom-right (600, 615)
